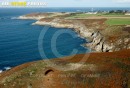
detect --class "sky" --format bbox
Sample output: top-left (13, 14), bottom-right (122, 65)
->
top-left (43, 0), bottom-right (130, 7)
top-left (2, 0), bottom-right (130, 7)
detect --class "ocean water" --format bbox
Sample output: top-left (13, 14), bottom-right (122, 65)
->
top-left (0, 8), bottom-right (88, 71)
top-left (0, 7), bottom-right (130, 71)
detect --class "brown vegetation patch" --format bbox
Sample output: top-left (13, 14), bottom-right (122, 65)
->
top-left (39, 18), bottom-right (55, 22)
top-left (76, 19), bottom-right (107, 30)
top-left (0, 49), bottom-right (130, 88)
top-left (123, 27), bottom-right (130, 33)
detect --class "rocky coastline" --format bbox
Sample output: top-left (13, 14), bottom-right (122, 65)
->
top-left (0, 13), bottom-right (130, 88)
top-left (18, 14), bottom-right (130, 52)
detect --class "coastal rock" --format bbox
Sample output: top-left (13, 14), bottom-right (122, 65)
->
top-left (18, 16), bottom-right (45, 20)
top-left (94, 41), bottom-right (104, 52)
top-left (103, 42), bottom-right (114, 52)
top-left (33, 20), bottom-right (74, 29)
top-left (79, 29), bottom-right (92, 38)
top-left (116, 39), bottom-right (124, 45)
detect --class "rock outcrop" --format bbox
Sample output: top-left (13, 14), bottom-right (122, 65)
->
top-left (18, 16), bottom-right (45, 20)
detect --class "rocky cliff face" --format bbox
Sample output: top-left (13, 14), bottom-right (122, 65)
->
top-left (19, 15), bottom-right (130, 52)
top-left (85, 32), bottom-right (115, 52)
top-left (73, 25), bottom-right (115, 52)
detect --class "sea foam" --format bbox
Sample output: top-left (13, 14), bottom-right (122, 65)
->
top-left (11, 17), bottom-right (18, 19)
top-left (0, 70), bottom-right (3, 73)
top-left (4, 67), bottom-right (11, 71)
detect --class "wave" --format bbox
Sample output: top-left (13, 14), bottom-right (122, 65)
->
top-left (11, 17), bottom-right (19, 19)
top-left (0, 17), bottom-right (10, 20)
top-left (4, 67), bottom-right (11, 70)
top-left (0, 67), bottom-right (11, 73)
top-left (0, 70), bottom-right (2, 73)
top-left (77, 10), bottom-right (81, 12)
top-left (0, 17), bottom-right (18, 20)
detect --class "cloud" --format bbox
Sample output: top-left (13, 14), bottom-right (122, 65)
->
top-left (113, 0), bottom-right (130, 3)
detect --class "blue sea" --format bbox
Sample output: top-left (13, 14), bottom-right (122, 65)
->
top-left (0, 7), bottom-right (130, 71)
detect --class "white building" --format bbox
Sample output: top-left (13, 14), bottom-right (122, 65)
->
top-left (125, 13), bottom-right (130, 15)
top-left (85, 12), bottom-right (97, 14)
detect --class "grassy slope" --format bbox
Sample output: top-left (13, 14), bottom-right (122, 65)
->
top-left (106, 18), bottom-right (130, 25)
top-left (0, 49), bottom-right (130, 88)
top-left (67, 13), bottom-right (130, 25)
top-left (67, 13), bottom-right (130, 18)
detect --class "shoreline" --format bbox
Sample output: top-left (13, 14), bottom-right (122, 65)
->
top-left (32, 20), bottom-right (114, 52)
top-left (18, 13), bottom-right (130, 52)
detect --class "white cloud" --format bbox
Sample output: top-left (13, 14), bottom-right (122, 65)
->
top-left (113, 0), bottom-right (130, 3)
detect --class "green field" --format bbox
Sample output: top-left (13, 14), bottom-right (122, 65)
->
top-left (67, 13), bottom-right (130, 19)
top-left (66, 13), bottom-right (130, 26)
top-left (67, 13), bottom-right (96, 18)
top-left (106, 19), bottom-right (130, 25)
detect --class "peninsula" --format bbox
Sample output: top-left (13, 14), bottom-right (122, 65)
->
top-left (18, 12), bottom-right (130, 52)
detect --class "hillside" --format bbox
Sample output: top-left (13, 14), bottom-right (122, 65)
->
top-left (0, 49), bottom-right (130, 88)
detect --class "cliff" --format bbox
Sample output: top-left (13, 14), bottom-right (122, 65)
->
top-left (17, 12), bottom-right (130, 52)
top-left (31, 17), bottom-right (130, 52)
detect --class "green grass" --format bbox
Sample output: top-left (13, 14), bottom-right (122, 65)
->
top-left (67, 13), bottom-right (97, 19)
top-left (2, 61), bottom-right (47, 84)
top-left (100, 13), bottom-right (126, 17)
top-left (100, 14), bottom-right (126, 17)
top-left (66, 13), bottom-right (130, 19)
top-left (106, 19), bottom-right (130, 25)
